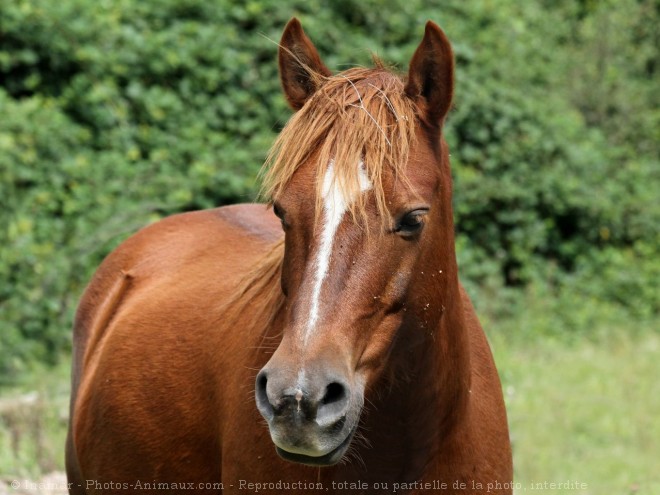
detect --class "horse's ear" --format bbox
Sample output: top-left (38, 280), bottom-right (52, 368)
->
top-left (405, 21), bottom-right (454, 126)
top-left (279, 18), bottom-right (331, 110)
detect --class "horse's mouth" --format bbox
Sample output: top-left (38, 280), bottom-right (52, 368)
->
top-left (275, 427), bottom-right (356, 466)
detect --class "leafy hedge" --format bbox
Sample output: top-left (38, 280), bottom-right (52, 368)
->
top-left (1, 0), bottom-right (658, 382)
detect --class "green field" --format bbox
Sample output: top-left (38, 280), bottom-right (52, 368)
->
top-left (492, 331), bottom-right (660, 494)
top-left (2, 328), bottom-right (658, 493)
top-left (0, 360), bottom-right (69, 479)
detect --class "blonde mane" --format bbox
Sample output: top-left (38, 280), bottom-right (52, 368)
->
top-left (260, 63), bottom-right (419, 226)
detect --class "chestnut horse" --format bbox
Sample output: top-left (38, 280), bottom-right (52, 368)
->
top-left (66, 18), bottom-right (512, 494)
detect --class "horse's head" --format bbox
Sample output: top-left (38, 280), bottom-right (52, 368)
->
top-left (255, 18), bottom-right (455, 466)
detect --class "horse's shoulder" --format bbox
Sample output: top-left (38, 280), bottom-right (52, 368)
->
top-left (132, 203), bottom-right (282, 248)
top-left (98, 204), bottom-right (280, 267)
top-left (74, 204), bottom-right (282, 352)
top-left (211, 203), bottom-right (283, 243)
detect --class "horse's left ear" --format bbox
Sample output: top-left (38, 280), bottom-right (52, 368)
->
top-left (279, 18), bottom-right (332, 110)
top-left (405, 21), bottom-right (454, 126)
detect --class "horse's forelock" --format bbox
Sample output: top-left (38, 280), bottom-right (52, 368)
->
top-left (261, 65), bottom-right (419, 228)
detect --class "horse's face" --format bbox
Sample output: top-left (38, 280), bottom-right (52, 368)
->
top-left (255, 18), bottom-right (454, 466)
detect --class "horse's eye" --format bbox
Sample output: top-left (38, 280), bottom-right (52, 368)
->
top-left (395, 209), bottom-right (427, 235)
top-left (272, 202), bottom-right (288, 228)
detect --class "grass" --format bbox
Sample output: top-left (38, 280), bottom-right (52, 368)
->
top-left (490, 330), bottom-right (660, 495)
top-left (0, 359), bottom-right (70, 479)
top-left (1, 329), bottom-right (658, 494)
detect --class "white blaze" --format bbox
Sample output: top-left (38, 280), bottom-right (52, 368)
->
top-left (302, 161), bottom-right (372, 345)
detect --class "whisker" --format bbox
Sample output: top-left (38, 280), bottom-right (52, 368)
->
top-left (364, 395), bottom-right (379, 412)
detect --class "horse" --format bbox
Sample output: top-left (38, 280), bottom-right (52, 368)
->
top-left (66, 18), bottom-right (512, 494)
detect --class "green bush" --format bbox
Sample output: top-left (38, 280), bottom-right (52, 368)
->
top-left (1, 0), bottom-right (657, 382)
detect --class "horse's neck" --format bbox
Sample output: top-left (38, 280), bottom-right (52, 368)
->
top-left (363, 273), bottom-right (471, 479)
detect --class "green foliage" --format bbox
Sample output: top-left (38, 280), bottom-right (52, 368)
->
top-left (1, 0), bottom-right (658, 381)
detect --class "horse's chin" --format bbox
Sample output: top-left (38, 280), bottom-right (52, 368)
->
top-left (274, 427), bottom-right (356, 466)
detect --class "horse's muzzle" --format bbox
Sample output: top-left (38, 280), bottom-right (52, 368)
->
top-left (255, 367), bottom-right (362, 465)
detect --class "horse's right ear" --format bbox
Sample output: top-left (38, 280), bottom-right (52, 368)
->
top-left (279, 18), bottom-right (331, 110)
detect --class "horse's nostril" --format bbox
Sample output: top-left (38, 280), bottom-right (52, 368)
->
top-left (257, 372), bottom-right (268, 393)
top-left (255, 371), bottom-right (274, 421)
top-left (322, 382), bottom-right (346, 405)
top-left (317, 381), bottom-right (350, 426)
